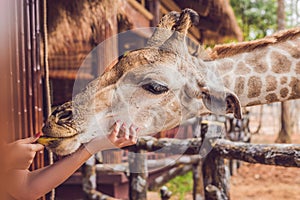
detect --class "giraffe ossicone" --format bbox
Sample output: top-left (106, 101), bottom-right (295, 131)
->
top-left (40, 9), bottom-right (300, 156)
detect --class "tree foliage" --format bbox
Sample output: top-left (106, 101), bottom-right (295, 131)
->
top-left (230, 0), bottom-right (278, 40)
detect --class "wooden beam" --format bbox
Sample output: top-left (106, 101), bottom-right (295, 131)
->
top-left (127, 137), bottom-right (300, 167)
top-left (213, 139), bottom-right (300, 167)
top-left (95, 155), bottom-right (201, 173)
top-left (127, 0), bottom-right (153, 20)
top-left (121, 1), bottom-right (151, 30)
top-left (149, 0), bottom-right (160, 26)
top-left (125, 136), bottom-right (203, 155)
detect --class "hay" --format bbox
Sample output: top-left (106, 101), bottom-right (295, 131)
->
top-left (46, 0), bottom-right (243, 80)
top-left (47, 0), bottom-right (119, 56)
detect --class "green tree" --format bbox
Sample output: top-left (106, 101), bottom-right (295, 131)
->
top-left (230, 0), bottom-right (278, 40)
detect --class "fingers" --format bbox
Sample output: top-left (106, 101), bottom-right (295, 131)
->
top-left (121, 123), bottom-right (130, 140)
top-left (129, 125), bottom-right (138, 143)
top-left (19, 132), bottom-right (41, 144)
top-left (108, 120), bottom-right (121, 139)
top-left (29, 143), bottom-right (45, 152)
top-left (114, 123), bottom-right (139, 147)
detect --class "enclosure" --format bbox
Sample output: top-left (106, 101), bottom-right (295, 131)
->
top-left (0, 0), bottom-right (300, 200)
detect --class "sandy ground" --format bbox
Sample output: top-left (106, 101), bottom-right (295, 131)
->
top-left (230, 133), bottom-right (300, 200)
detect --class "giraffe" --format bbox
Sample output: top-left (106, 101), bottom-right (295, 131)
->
top-left (39, 9), bottom-right (300, 155)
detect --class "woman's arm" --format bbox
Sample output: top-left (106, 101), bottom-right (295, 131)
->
top-left (7, 122), bottom-right (138, 200)
top-left (7, 146), bottom-right (90, 200)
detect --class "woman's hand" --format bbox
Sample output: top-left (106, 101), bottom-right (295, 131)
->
top-left (4, 133), bottom-right (44, 170)
top-left (108, 121), bottom-right (139, 148)
top-left (84, 121), bottom-right (139, 155)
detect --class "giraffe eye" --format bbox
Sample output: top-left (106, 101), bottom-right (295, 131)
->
top-left (142, 82), bottom-right (169, 95)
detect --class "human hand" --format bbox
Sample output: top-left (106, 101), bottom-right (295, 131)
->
top-left (84, 121), bottom-right (139, 155)
top-left (4, 133), bottom-right (44, 170)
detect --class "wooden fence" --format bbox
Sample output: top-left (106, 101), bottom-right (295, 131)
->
top-left (81, 115), bottom-right (300, 200)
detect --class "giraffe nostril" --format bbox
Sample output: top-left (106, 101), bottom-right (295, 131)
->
top-left (57, 110), bottom-right (73, 122)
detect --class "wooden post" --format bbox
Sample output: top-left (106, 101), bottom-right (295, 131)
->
top-left (82, 155), bottom-right (115, 200)
top-left (192, 161), bottom-right (205, 200)
top-left (82, 155), bottom-right (97, 199)
top-left (129, 149), bottom-right (148, 200)
top-left (149, 0), bottom-right (160, 27)
top-left (200, 117), bottom-right (230, 200)
top-left (202, 152), bottom-right (230, 200)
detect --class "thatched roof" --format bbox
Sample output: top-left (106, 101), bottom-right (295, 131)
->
top-left (46, 0), bottom-right (242, 80)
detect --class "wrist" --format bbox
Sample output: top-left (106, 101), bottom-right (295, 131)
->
top-left (83, 135), bottom-right (116, 155)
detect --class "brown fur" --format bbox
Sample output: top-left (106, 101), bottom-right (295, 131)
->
top-left (279, 41), bottom-right (300, 59)
top-left (222, 75), bottom-right (232, 88)
top-left (280, 88), bottom-right (289, 98)
top-left (271, 52), bottom-right (291, 73)
top-left (265, 93), bottom-right (279, 102)
top-left (218, 59), bottom-right (234, 72)
top-left (245, 49), bottom-right (269, 73)
top-left (280, 77), bottom-right (288, 84)
top-left (210, 27), bottom-right (300, 59)
top-left (246, 100), bottom-right (261, 106)
top-left (266, 76), bottom-right (277, 92)
top-left (296, 62), bottom-right (300, 74)
top-left (247, 76), bottom-right (262, 98)
top-left (289, 77), bottom-right (300, 99)
top-left (234, 61), bottom-right (251, 75)
top-left (234, 77), bottom-right (245, 95)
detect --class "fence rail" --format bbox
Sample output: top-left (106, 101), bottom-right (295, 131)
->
top-left (81, 113), bottom-right (300, 200)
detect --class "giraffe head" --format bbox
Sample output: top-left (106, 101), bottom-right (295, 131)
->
top-left (40, 9), bottom-right (242, 155)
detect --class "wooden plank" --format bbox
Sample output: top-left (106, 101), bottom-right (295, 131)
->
top-left (149, 0), bottom-right (161, 26)
top-left (127, 0), bottom-right (153, 20)
top-left (122, 1), bottom-right (151, 29)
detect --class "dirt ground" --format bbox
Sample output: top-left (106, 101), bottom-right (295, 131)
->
top-left (230, 133), bottom-right (300, 200)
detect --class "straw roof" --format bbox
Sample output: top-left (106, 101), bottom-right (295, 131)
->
top-left (46, 0), bottom-right (242, 80)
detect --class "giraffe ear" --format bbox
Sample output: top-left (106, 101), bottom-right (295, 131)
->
top-left (201, 87), bottom-right (242, 119)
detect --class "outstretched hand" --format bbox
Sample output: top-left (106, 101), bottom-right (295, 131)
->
top-left (4, 133), bottom-right (44, 170)
top-left (84, 121), bottom-right (140, 155)
top-left (107, 121), bottom-right (139, 148)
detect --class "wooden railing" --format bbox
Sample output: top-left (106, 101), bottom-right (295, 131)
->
top-left (82, 115), bottom-right (300, 200)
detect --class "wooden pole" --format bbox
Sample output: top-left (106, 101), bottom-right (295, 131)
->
top-left (129, 150), bottom-right (148, 200)
top-left (200, 119), bottom-right (229, 200)
top-left (192, 161), bottom-right (205, 200)
top-left (149, 0), bottom-right (160, 27)
top-left (82, 155), bottom-right (115, 200)
top-left (202, 152), bottom-right (230, 200)
top-left (125, 136), bottom-right (203, 154)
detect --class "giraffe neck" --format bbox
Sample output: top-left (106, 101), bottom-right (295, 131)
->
top-left (207, 35), bottom-right (300, 107)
